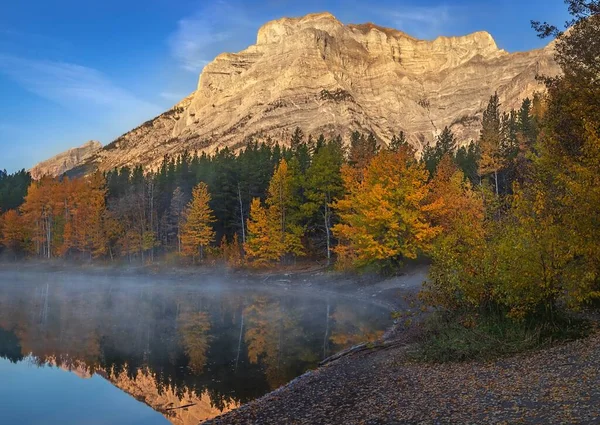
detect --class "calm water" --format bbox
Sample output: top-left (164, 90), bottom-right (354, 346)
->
top-left (0, 270), bottom-right (391, 425)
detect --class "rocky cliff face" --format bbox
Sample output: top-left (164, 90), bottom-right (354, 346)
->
top-left (106, 368), bottom-right (237, 425)
top-left (78, 12), bottom-right (560, 172)
top-left (30, 140), bottom-right (102, 179)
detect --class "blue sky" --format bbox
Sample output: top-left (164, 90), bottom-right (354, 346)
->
top-left (0, 0), bottom-right (570, 172)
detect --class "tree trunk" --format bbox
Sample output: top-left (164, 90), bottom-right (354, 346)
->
top-left (323, 302), bottom-right (330, 358)
top-left (324, 203), bottom-right (331, 265)
top-left (494, 170), bottom-right (499, 196)
top-left (238, 183), bottom-right (246, 245)
top-left (235, 310), bottom-right (244, 370)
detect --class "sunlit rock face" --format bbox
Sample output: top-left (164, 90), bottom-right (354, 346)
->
top-left (108, 367), bottom-right (238, 425)
top-left (30, 140), bottom-right (102, 179)
top-left (77, 12), bottom-right (559, 172)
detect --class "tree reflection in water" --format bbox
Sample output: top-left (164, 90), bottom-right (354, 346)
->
top-left (0, 273), bottom-right (389, 424)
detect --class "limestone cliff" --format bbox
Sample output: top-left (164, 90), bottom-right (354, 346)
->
top-left (30, 140), bottom-right (102, 179)
top-left (75, 12), bottom-right (560, 172)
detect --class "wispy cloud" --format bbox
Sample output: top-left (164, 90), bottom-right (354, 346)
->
top-left (0, 54), bottom-right (161, 120)
top-left (160, 91), bottom-right (188, 101)
top-left (169, 1), bottom-right (255, 72)
top-left (382, 5), bottom-right (456, 39)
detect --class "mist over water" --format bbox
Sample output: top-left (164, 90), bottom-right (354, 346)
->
top-left (0, 270), bottom-right (391, 424)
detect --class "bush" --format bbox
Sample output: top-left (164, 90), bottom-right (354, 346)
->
top-left (412, 310), bottom-right (591, 363)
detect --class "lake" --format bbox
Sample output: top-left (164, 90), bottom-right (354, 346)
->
top-left (0, 270), bottom-right (391, 424)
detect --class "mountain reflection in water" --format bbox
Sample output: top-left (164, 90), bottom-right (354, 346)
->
top-left (0, 272), bottom-right (390, 424)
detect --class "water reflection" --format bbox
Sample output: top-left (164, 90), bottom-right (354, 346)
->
top-left (0, 272), bottom-right (389, 424)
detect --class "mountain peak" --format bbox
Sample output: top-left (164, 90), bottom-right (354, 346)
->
top-left (257, 12), bottom-right (342, 45)
top-left (30, 140), bottom-right (102, 179)
top-left (65, 12), bottom-right (560, 173)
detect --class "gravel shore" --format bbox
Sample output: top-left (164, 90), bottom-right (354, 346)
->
top-left (203, 330), bottom-right (600, 424)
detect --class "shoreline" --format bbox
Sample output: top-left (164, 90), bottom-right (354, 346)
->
top-left (202, 328), bottom-right (600, 425)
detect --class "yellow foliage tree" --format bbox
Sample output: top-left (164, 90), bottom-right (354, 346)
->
top-left (245, 159), bottom-right (304, 267)
top-left (266, 159), bottom-right (304, 258)
top-left (332, 148), bottom-right (440, 271)
top-left (245, 198), bottom-right (282, 267)
top-left (221, 233), bottom-right (244, 267)
top-left (181, 182), bottom-right (215, 261)
top-left (178, 311), bottom-right (211, 373)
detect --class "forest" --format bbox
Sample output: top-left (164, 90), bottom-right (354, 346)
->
top-left (1, 3), bottom-right (599, 330)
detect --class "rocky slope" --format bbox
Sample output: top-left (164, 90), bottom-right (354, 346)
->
top-left (77, 12), bottom-right (560, 173)
top-left (30, 140), bottom-right (102, 179)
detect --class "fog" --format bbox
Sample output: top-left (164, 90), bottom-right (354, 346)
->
top-left (0, 267), bottom-right (390, 422)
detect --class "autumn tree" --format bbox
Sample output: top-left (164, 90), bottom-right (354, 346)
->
top-left (245, 198), bottom-right (281, 266)
top-left (20, 176), bottom-right (62, 258)
top-left (333, 147), bottom-right (440, 271)
top-left (181, 182), bottom-right (216, 261)
top-left (245, 159), bottom-right (304, 266)
top-left (178, 311), bottom-right (212, 373)
top-left (421, 155), bottom-right (487, 310)
top-left (0, 210), bottom-right (26, 257)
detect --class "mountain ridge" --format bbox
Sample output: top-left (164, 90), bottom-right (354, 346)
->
top-left (32, 12), bottom-right (560, 176)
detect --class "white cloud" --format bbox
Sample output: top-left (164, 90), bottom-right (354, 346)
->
top-left (168, 1), bottom-right (254, 72)
top-left (0, 55), bottom-right (160, 114)
top-left (385, 5), bottom-right (454, 39)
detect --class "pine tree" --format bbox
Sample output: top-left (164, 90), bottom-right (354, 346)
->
top-left (479, 92), bottom-right (503, 195)
top-left (348, 131), bottom-right (379, 171)
top-left (304, 141), bottom-right (344, 262)
top-left (422, 126), bottom-right (457, 177)
top-left (181, 182), bottom-right (216, 261)
top-left (389, 131), bottom-right (408, 152)
top-left (169, 187), bottom-right (186, 253)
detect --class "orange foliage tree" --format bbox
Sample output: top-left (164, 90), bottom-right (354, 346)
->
top-left (421, 155), bottom-right (488, 310)
top-left (332, 147), bottom-right (440, 271)
top-left (0, 210), bottom-right (26, 256)
top-left (20, 177), bottom-right (62, 258)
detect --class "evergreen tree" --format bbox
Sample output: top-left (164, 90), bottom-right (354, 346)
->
top-left (479, 92), bottom-right (503, 195)
top-left (304, 140), bottom-right (344, 262)
top-left (348, 131), bottom-right (379, 171)
top-left (389, 131), bottom-right (408, 152)
top-left (0, 169), bottom-right (32, 212)
top-left (422, 126), bottom-right (457, 177)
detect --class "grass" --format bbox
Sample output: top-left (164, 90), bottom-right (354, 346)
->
top-left (412, 310), bottom-right (592, 363)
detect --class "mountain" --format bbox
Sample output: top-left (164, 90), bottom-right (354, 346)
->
top-left (68, 12), bottom-right (561, 174)
top-left (30, 140), bottom-right (102, 179)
